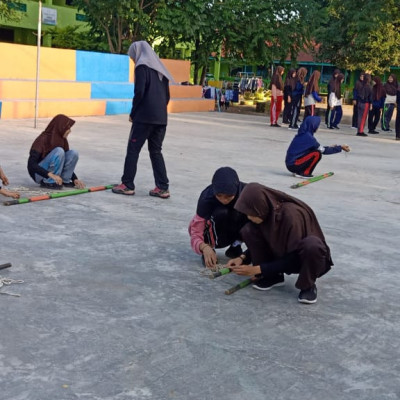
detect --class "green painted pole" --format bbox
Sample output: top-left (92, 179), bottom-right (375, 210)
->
top-left (225, 277), bottom-right (259, 295)
top-left (209, 267), bottom-right (231, 279)
top-left (0, 263), bottom-right (12, 271)
top-left (3, 184), bottom-right (116, 206)
top-left (290, 172), bottom-right (334, 189)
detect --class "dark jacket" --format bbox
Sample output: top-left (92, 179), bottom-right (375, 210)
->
top-left (130, 65), bottom-right (170, 125)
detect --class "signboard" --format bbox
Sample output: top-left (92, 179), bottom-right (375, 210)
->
top-left (42, 7), bottom-right (57, 26)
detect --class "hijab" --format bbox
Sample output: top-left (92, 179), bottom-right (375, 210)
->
top-left (30, 114), bottom-right (75, 158)
top-left (212, 166), bottom-right (240, 195)
top-left (328, 69), bottom-right (340, 92)
top-left (197, 167), bottom-right (245, 219)
top-left (297, 67), bottom-right (308, 84)
top-left (384, 74), bottom-right (398, 96)
top-left (270, 66), bottom-right (284, 90)
top-left (354, 71), bottom-right (365, 93)
top-left (372, 76), bottom-right (385, 101)
top-left (234, 182), bottom-right (330, 257)
top-left (285, 116), bottom-right (321, 163)
top-left (305, 70), bottom-right (320, 96)
top-left (334, 73), bottom-right (344, 99)
top-left (128, 41), bottom-right (174, 82)
top-left (285, 68), bottom-right (297, 91)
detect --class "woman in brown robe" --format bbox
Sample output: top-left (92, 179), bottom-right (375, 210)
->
top-left (227, 182), bottom-right (332, 304)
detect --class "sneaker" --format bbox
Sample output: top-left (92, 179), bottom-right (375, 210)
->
top-left (253, 274), bottom-right (285, 291)
top-left (298, 285), bottom-right (317, 304)
top-left (294, 173), bottom-right (313, 179)
top-left (288, 126), bottom-right (298, 131)
top-left (224, 244), bottom-right (243, 259)
top-left (334, 126), bottom-right (340, 129)
top-left (356, 132), bottom-right (368, 137)
top-left (149, 187), bottom-right (170, 199)
top-left (368, 130), bottom-right (379, 134)
top-left (271, 123), bottom-right (281, 127)
top-left (40, 180), bottom-right (62, 190)
top-left (112, 183), bottom-right (135, 195)
top-left (63, 181), bottom-right (75, 188)
top-left (351, 126), bottom-right (357, 129)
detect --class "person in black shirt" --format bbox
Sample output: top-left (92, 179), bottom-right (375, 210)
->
top-left (113, 41), bottom-right (173, 198)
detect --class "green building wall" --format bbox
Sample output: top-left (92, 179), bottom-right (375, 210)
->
top-left (0, 0), bottom-right (87, 47)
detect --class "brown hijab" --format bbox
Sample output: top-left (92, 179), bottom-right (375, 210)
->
top-left (30, 114), bottom-right (75, 158)
top-left (234, 183), bottom-right (331, 259)
top-left (270, 66), bottom-right (284, 90)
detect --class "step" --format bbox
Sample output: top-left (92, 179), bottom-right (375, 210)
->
top-left (0, 98), bottom-right (215, 119)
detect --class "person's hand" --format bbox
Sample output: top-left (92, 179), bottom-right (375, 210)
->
top-left (230, 264), bottom-right (261, 276)
top-left (202, 245), bottom-right (217, 269)
top-left (0, 188), bottom-right (20, 199)
top-left (226, 257), bottom-right (243, 268)
top-left (129, 116), bottom-right (133, 122)
top-left (341, 144), bottom-right (351, 152)
top-left (48, 173), bottom-right (62, 185)
top-left (288, 96), bottom-right (291, 104)
top-left (352, 100), bottom-right (357, 106)
top-left (73, 179), bottom-right (85, 189)
top-left (0, 170), bottom-right (9, 186)
top-left (330, 106), bottom-right (334, 110)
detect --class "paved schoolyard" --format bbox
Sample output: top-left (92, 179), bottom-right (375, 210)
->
top-left (0, 112), bottom-right (399, 400)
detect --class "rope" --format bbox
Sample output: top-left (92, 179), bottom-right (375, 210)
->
top-left (0, 276), bottom-right (24, 297)
top-left (200, 263), bottom-right (226, 277)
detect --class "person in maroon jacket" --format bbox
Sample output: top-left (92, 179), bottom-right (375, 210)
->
top-left (113, 41), bottom-right (174, 198)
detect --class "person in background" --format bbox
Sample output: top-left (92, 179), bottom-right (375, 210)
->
top-left (285, 116), bottom-right (350, 179)
top-left (395, 85), bottom-right (400, 141)
top-left (270, 66), bottom-right (285, 127)
top-left (27, 114), bottom-right (85, 190)
top-left (188, 167), bottom-right (248, 269)
top-left (352, 72), bottom-right (365, 129)
top-left (382, 74), bottom-right (398, 132)
top-left (282, 68), bottom-right (296, 124)
top-left (304, 70), bottom-right (322, 119)
top-left (227, 183), bottom-right (333, 304)
top-left (328, 73), bottom-right (345, 129)
top-left (356, 73), bottom-right (373, 137)
top-left (113, 41), bottom-right (173, 198)
top-left (325, 69), bottom-right (340, 127)
top-left (368, 76), bottom-right (385, 134)
top-left (0, 165), bottom-right (20, 199)
top-left (289, 67), bottom-right (307, 130)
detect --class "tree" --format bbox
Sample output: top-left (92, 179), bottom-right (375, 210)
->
top-left (0, 0), bottom-right (23, 22)
top-left (72, 0), bottom-right (164, 54)
top-left (315, 0), bottom-right (400, 73)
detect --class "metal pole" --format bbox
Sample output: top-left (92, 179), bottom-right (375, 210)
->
top-left (34, 0), bottom-right (42, 129)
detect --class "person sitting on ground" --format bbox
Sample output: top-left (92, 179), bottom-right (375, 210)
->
top-left (188, 167), bottom-right (248, 269)
top-left (285, 116), bottom-right (350, 179)
top-left (227, 182), bottom-right (333, 304)
top-left (27, 114), bottom-right (85, 189)
top-left (0, 165), bottom-right (20, 199)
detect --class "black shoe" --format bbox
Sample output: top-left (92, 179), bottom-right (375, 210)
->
top-left (271, 123), bottom-right (281, 127)
top-left (334, 126), bottom-right (340, 129)
top-left (356, 132), bottom-right (368, 137)
top-left (40, 181), bottom-right (62, 190)
top-left (368, 130), bottom-right (379, 134)
top-left (328, 126), bottom-right (334, 129)
top-left (252, 274), bottom-right (285, 291)
top-left (63, 181), bottom-right (75, 188)
top-left (225, 244), bottom-right (243, 259)
top-left (298, 284), bottom-right (317, 304)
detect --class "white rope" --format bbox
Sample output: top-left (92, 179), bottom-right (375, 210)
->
top-left (0, 276), bottom-right (24, 297)
top-left (200, 263), bottom-right (226, 277)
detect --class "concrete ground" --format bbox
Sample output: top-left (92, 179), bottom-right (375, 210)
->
top-left (0, 112), bottom-right (399, 400)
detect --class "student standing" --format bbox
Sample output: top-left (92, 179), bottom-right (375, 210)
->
top-left (188, 167), bottom-right (248, 269)
top-left (325, 69), bottom-right (340, 126)
top-left (352, 72), bottom-right (365, 129)
top-left (289, 67), bottom-right (307, 130)
top-left (270, 66), bottom-right (285, 127)
top-left (113, 41), bottom-right (173, 198)
top-left (282, 68), bottom-right (296, 124)
top-left (285, 116), bottom-right (350, 178)
top-left (304, 70), bottom-right (322, 119)
top-left (227, 183), bottom-right (333, 304)
top-left (382, 74), bottom-right (398, 132)
top-left (368, 76), bottom-right (385, 134)
top-left (328, 73), bottom-right (345, 129)
top-left (27, 114), bottom-right (85, 189)
top-left (395, 86), bottom-right (400, 140)
top-left (356, 74), bottom-right (373, 137)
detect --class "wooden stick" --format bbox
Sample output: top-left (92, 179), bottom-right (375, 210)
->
top-left (290, 172), bottom-right (334, 189)
top-left (225, 277), bottom-right (259, 295)
top-left (0, 263), bottom-right (12, 271)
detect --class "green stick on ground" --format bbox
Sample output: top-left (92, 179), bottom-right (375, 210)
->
top-left (3, 184), bottom-right (116, 206)
top-left (0, 263), bottom-right (12, 271)
top-left (209, 267), bottom-right (231, 279)
top-left (225, 277), bottom-right (259, 295)
top-left (290, 172), bottom-right (334, 189)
